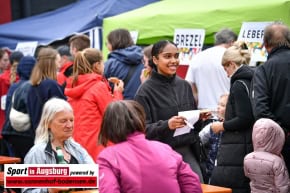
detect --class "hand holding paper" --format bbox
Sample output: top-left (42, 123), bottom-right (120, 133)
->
top-left (173, 110), bottom-right (200, 137)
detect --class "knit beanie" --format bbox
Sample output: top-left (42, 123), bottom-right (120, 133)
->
top-left (17, 56), bottom-right (36, 80)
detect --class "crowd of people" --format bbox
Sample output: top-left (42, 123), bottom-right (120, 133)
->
top-left (0, 22), bottom-right (290, 193)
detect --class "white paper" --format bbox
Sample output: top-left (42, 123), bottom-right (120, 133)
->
top-left (173, 110), bottom-right (200, 137)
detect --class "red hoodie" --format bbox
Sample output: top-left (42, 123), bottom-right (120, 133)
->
top-left (65, 73), bottom-right (123, 160)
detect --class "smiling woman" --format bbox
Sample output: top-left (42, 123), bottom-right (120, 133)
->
top-left (152, 41), bottom-right (180, 77)
top-left (135, 40), bottom-right (204, 182)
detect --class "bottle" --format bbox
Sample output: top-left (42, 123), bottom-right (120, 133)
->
top-left (56, 146), bottom-right (67, 164)
top-left (56, 147), bottom-right (72, 193)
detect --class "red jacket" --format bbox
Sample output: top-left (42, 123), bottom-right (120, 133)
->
top-left (65, 73), bottom-right (123, 160)
top-left (0, 69), bottom-right (11, 134)
top-left (57, 61), bottom-right (73, 85)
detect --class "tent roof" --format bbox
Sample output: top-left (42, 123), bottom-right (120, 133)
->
top-left (103, 0), bottom-right (290, 48)
top-left (0, 0), bottom-right (158, 49)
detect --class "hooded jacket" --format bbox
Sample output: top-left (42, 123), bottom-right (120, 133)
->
top-left (244, 118), bottom-right (290, 193)
top-left (65, 73), bottom-right (123, 160)
top-left (211, 65), bottom-right (255, 193)
top-left (2, 56), bottom-right (36, 138)
top-left (104, 45), bottom-right (143, 99)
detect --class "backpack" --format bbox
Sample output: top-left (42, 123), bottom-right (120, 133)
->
top-left (9, 82), bottom-right (31, 132)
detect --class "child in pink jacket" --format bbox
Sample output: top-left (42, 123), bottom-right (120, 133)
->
top-left (244, 118), bottom-right (290, 193)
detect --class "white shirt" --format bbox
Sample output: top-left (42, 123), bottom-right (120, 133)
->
top-left (185, 46), bottom-right (230, 109)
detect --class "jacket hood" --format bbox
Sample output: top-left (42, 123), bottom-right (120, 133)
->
top-left (252, 118), bottom-right (285, 155)
top-left (65, 73), bottom-right (103, 99)
top-left (108, 45), bottom-right (143, 65)
top-left (230, 65), bottom-right (254, 84)
top-left (17, 56), bottom-right (36, 80)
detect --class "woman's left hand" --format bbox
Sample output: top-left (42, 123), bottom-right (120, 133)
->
top-left (211, 122), bottom-right (224, 134)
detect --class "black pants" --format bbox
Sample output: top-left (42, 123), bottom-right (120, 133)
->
top-left (5, 136), bottom-right (34, 164)
top-left (174, 145), bottom-right (204, 183)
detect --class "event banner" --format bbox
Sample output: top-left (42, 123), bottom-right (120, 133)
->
top-left (15, 41), bottom-right (38, 57)
top-left (4, 164), bottom-right (98, 188)
top-left (238, 21), bottom-right (272, 66)
top-left (173, 28), bottom-right (205, 65)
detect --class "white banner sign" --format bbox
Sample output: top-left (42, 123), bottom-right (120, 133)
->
top-left (173, 29), bottom-right (205, 65)
top-left (15, 41), bottom-right (38, 56)
top-left (238, 22), bottom-right (272, 43)
top-left (130, 31), bottom-right (139, 44)
top-left (238, 21), bottom-right (273, 65)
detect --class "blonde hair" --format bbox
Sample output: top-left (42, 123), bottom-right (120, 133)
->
top-left (10, 61), bottom-right (19, 84)
top-left (34, 98), bottom-right (73, 144)
top-left (72, 48), bottom-right (103, 86)
top-left (30, 47), bottom-right (58, 85)
top-left (222, 41), bottom-right (251, 67)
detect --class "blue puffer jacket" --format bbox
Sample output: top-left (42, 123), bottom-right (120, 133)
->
top-left (104, 45), bottom-right (143, 99)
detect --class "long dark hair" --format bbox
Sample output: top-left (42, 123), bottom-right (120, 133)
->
top-left (98, 100), bottom-right (145, 146)
top-left (150, 40), bottom-right (177, 71)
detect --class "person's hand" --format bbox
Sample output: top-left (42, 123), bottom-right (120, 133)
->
top-left (140, 68), bottom-right (150, 83)
top-left (199, 110), bottom-right (211, 121)
top-left (168, 116), bottom-right (186, 130)
top-left (48, 188), bottom-right (69, 193)
top-left (114, 79), bottom-right (124, 93)
top-left (211, 121), bottom-right (224, 134)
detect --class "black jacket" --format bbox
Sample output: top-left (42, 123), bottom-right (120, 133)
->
top-left (135, 70), bottom-right (200, 148)
top-left (211, 65), bottom-right (255, 193)
top-left (252, 46), bottom-right (290, 132)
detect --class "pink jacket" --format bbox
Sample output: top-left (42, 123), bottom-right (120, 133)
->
top-left (97, 132), bottom-right (202, 193)
top-left (244, 118), bottom-right (290, 193)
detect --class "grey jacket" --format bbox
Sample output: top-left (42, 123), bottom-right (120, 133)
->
top-left (22, 138), bottom-right (95, 193)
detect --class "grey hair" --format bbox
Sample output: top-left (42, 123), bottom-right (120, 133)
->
top-left (34, 98), bottom-right (73, 144)
top-left (263, 21), bottom-right (290, 48)
top-left (214, 28), bottom-right (238, 45)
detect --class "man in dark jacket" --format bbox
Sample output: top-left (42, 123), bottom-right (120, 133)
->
top-left (251, 22), bottom-right (290, 173)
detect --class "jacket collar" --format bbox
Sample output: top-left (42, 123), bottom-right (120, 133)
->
top-left (151, 70), bottom-right (176, 84)
top-left (267, 46), bottom-right (290, 59)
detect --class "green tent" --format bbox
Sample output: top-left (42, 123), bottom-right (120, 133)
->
top-left (103, 0), bottom-right (290, 57)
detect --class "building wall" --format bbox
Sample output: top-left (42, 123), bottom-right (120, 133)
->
top-left (8, 0), bottom-right (77, 21)
top-left (0, 0), bottom-right (12, 24)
